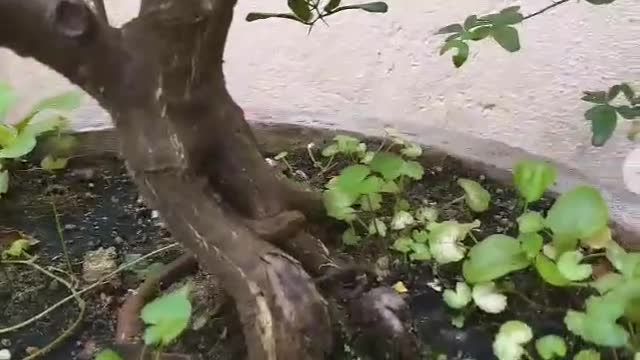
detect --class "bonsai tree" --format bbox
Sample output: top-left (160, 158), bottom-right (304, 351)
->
top-left (0, 0), bottom-right (634, 359)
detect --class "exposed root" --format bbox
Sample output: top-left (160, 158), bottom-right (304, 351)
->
top-left (115, 253), bottom-right (198, 344)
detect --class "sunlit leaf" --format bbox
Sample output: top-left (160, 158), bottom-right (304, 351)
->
top-left (517, 211), bottom-right (545, 234)
top-left (41, 155), bottom-right (69, 171)
top-left (368, 218), bottom-right (387, 237)
top-left (535, 255), bottom-right (571, 287)
top-left (415, 206), bottom-right (438, 223)
top-left (472, 282), bottom-right (507, 314)
top-left (493, 320), bottom-right (533, 360)
top-left (557, 251), bottom-right (593, 281)
top-left (392, 281), bottom-right (408, 294)
top-left (391, 210), bottom-right (415, 230)
top-left (443, 282), bottom-right (472, 309)
top-left (0, 124), bottom-right (17, 148)
top-left (141, 283), bottom-right (193, 346)
top-left (400, 142), bottom-right (422, 158)
top-left (519, 232), bottom-right (543, 259)
top-left (392, 237), bottom-right (413, 254)
top-left (411, 229), bottom-right (429, 243)
top-left (573, 350), bottom-right (601, 360)
top-left (457, 178), bottom-right (491, 212)
top-left (513, 159), bottom-right (556, 203)
top-left (342, 227), bottom-right (361, 246)
top-left (2, 238), bottom-right (30, 258)
top-left (545, 186), bottom-right (609, 240)
top-left (409, 242), bottom-right (431, 261)
top-left (535, 335), bottom-right (567, 360)
top-left (582, 91), bottom-right (608, 104)
top-left (429, 220), bottom-right (480, 265)
top-left (581, 226), bottom-right (612, 249)
top-left (370, 152), bottom-right (405, 180)
top-left (591, 273), bottom-right (624, 294)
top-left (0, 132), bottom-right (37, 159)
top-left (22, 90), bottom-right (82, 122)
top-left (359, 193), bottom-right (382, 211)
top-left (463, 234), bottom-right (530, 283)
top-left (322, 188), bottom-right (356, 221)
top-left (95, 349), bottom-right (124, 360)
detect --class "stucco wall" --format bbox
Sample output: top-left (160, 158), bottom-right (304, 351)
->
top-left (1, 0), bottom-right (639, 229)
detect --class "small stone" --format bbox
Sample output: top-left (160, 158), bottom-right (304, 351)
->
top-left (88, 182), bottom-right (95, 189)
top-left (294, 170), bottom-right (309, 180)
top-left (72, 168), bottom-right (96, 181)
top-left (64, 224), bottom-right (77, 231)
top-left (265, 158), bottom-right (278, 167)
top-left (0, 349), bottom-right (10, 360)
top-left (114, 236), bottom-right (124, 245)
top-left (434, 166), bottom-right (443, 172)
top-left (479, 175), bottom-right (486, 181)
top-left (0, 339), bottom-right (10, 347)
top-left (25, 347), bottom-right (38, 355)
top-left (82, 247), bottom-right (119, 286)
top-left (151, 210), bottom-right (160, 219)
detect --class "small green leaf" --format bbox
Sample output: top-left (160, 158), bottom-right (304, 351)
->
top-left (545, 186), bottom-right (609, 240)
top-left (443, 282), bottom-right (472, 309)
top-left (411, 229), bottom-right (429, 243)
top-left (2, 238), bottom-right (30, 258)
top-left (619, 83), bottom-right (635, 102)
top-left (380, 180), bottom-right (400, 193)
top-left (400, 142), bottom-right (422, 158)
top-left (0, 170), bottom-right (8, 197)
top-left (557, 251), bottom-right (592, 281)
top-left (429, 220), bottom-right (480, 265)
top-left (519, 232), bottom-right (544, 259)
top-left (324, 0), bottom-right (341, 12)
top-left (409, 242), bottom-right (432, 261)
top-left (605, 241), bottom-right (640, 279)
top-left (441, 39), bottom-right (470, 68)
top-left (95, 349), bottom-right (124, 360)
top-left (22, 90), bottom-right (82, 123)
top-left (391, 210), bottom-right (415, 230)
top-left (581, 226), bottom-right (612, 249)
top-left (392, 237), bottom-right (413, 253)
top-left (394, 198), bottom-right (411, 213)
top-left (370, 152), bottom-right (405, 180)
top-left (535, 335), bottom-right (567, 360)
top-left (359, 193), bottom-right (382, 211)
top-left (368, 218), bottom-right (387, 237)
top-left (0, 124), bottom-right (17, 148)
top-left (463, 234), bottom-right (530, 283)
top-left (591, 273), bottom-right (624, 294)
top-left (492, 26), bottom-right (520, 52)
top-left (616, 105), bottom-right (640, 120)
top-left (451, 314), bottom-right (466, 328)
top-left (584, 0), bottom-right (616, 4)
top-left (141, 283), bottom-right (193, 346)
top-left (0, 132), bottom-right (37, 159)
top-left (436, 24), bottom-right (464, 35)
top-left (493, 320), bottom-right (533, 360)
top-left (582, 91), bottom-right (608, 104)
top-left (41, 155), bottom-right (69, 171)
top-left (585, 104), bottom-right (618, 146)
top-left (402, 160), bottom-right (424, 180)
top-left (473, 282), bottom-right (507, 314)
top-left (517, 211), bottom-right (545, 233)
top-left (322, 188), bottom-right (356, 221)
top-left (342, 227), bottom-right (361, 246)
top-left (573, 350), bottom-right (601, 360)
top-left (607, 84), bottom-right (622, 102)
top-left (463, 15), bottom-right (478, 30)
top-left (457, 178), bottom-right (491, 212)
top-left (0, 82), bottom-right (17, 122)
top-left (513, 159), bottom-right (556, 203)
top-left (321, 144), bottom-right (338, 157)
top-left (482, 6), bottom-right (523, 26)
top-left (287, 0), bottom-right (311, 21)
top-left (535, 255), bottom-right (571, 287)
top-left (333, 1), bottom-right (388, 14)
top-left (246, 12), bottom-right (302, 23)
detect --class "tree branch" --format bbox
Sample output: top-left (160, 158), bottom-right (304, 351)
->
top-left (524, 0), bottom-right (570, 20)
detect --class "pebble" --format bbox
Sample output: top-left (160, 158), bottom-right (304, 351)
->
top-left (151, 210), bottom-right (160, 219)
top-left (64, 224), bottom-right (77, 231)
top-left (82, 247), bottom-right (119, 285)
top-left (72, 168), bottom-right (96, 180)
top-left (0, 339), bottom-right (9, 347)
top-left (0, 349), bottom-right (10, 360)
top-left (25, 347), bottom-right (38, 355)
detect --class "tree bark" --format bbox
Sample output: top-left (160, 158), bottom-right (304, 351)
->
top-left (0, 1), bottom-right (416, 358)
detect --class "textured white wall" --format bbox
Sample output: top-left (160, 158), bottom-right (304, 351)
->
top-left (0, 0), bottom-right (639, 228)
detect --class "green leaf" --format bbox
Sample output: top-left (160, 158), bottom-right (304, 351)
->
top-left (441, 39), bottom-right (469, 68)
top-left (535, 255), bottom-right (571, 286)
top-left (585, 104), bottom-right (618, 146)
top-left (334, 135), bottom-right (362, 154)
top-left (436, 24), bottom-right (464, 35)
top-left (287, 0), bottom-right (311, 21)
top-left (333, 2), bottom-right (388, 14)
top-left (616, 105), bottom-right (640, 120)
top-left (584, 0), bottom-right (616, 4)
top-left (41, 155), bottom-right (69, 171)
top-left (463, 15), bottom-right (478, 30)
top-left (368, 218), bottom-right (387, 237)
top-left (517, 211), bottom-right (545, 233)
top-left (557, 251), bottom-right (592, 281)
top-left (322, 188), bottom-right (356, 221)
top-left (573, 350), bottom-right (601, 360)
top-left (457, 178), bottom-right (491, 212)
top-left (619, 83), bottom-right (635, 102)
top-left (519, 232), bottom-right (544, 259)
top-left (472, 282), bottom-right (507, 314)
top-left (246, 12), bottom-right (302, 23)
top-left (342, 227), bottom-right (361, 246)
top-left (402, 160), bottom-right (424, 180)
top-left (0, 124), bottom-right (17, 148)
top-left (463, 234), bottom-right (530, 283)
top-left (565, 306), bottom-right (629, 347)
top-left (535, 335), bottom-right (567, 360)
top-left (429, 220), bottom-right (480, 265)
top-left (607, 85), bottom-right (622, 102)
top-left (545, 186), bottom-right (609, 240)
top-left (513, 159), bottom-right (556, 203)
top-left (591, 272), bottom-right (624, 294)
top-left (394, 198), bottom-right (411, 213)
top-left (392, 237), bottom-right (413, 253)
top-left (380, 180), bottom-right (400, 193)
top-left (0, 133), bottom-right (37, 159)
top-left (321, 144), bottom-right (338, 157)
top-left (581, 226), bottom-right (612, 249)
top-left (391, 210), bottom-right (415, 230)
top-left (582, 91), bottom-right (608, 104)
top-left (443, 282), bottom-right (472, 309)
top-left (492, 26), bottom-right (520, 52)
top-left (359, 193), bottom-right (382, 211)
top-left (22, 90), bottom-right (82, 123)
top-left (412, 229), bottom-right (429, 243)
top-left (0, 170), bottom-right (8, 197)
top-left (324, 0), bottom-right (341, 12)
top-left (370, 152), bottom-right (405, 180)
top-left (329, 164), bottom-right (370, 192)
top-left (141, 283), bottom-right (193, 346)
top-left (0, 82), bottom-right (17, 122)
top-left (409, 242), bottom-right (431, 261)
top-left (2, 238), bottom-right (30, 258)
top-left (606, 242), bottom-right (640, 278)
top-left (493, 320), bottom-right (532, 360)
top-left (482, 6), bottom-right (523, 26)
top-left (469, 26), bottom-right (492, 41)
top-left (95, 349), bottom-right (124, 360)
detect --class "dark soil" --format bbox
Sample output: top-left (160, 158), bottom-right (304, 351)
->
top-left (0, 140), bottom-right (626, 360)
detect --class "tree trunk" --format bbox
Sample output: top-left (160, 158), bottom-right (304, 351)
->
top-left (0, 1), bottom-right (416, 359)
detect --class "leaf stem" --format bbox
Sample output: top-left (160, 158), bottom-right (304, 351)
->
top-left (444, 195), bottom-right (465, 207)
top-left (52, 201), bottom-right (73, 276)
top-left (523, 0), bottom-right (571, 21)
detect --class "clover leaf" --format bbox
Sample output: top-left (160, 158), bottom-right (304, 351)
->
top-left (557, 251), bottom-right (593, 281)
top-left (141, 283), bottom-right (193, 346)
top-left (492, 320), bottom-right (532, 360)
top-left (457, 178), bottom-right (491, 212)
top-left (535, 335), bottom-right (567, 360)
top-left (443, 282), bottom-right (472, 309)
top-left (472, 282), bottom-right (507, 314)
top-left (429, 220), bottom-right (480, 264)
